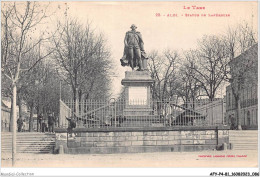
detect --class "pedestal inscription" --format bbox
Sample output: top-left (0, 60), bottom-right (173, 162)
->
top-left (128, 86), bottom-right (147, 105)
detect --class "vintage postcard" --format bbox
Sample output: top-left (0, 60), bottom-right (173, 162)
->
top-left (1, 1), bottom-right (259, 176)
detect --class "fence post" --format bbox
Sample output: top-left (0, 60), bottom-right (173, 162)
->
top-left (114, 101), bottom-right (116, 127)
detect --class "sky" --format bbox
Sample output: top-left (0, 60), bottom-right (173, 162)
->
top-left (17, 1), bottom-right (259, 98)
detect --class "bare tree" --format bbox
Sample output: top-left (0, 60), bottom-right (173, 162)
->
top-left (223, 22), bottom-right (257, 129)
top-left (51, 18), bottom-right (112, 110)
top-left (186, 35), bottom-right (228, 101)
top-left (148, 50), bottom-right (178, 101)
top-left (18, 56), bottom-right (66, 131)
top-left (1, 2), bottom-right (54, 165)
top-left (174, 58), bottom-right (202, 108)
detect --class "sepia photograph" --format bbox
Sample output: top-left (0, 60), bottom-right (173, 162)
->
top-left (1, 0), bottom-right (259, 176)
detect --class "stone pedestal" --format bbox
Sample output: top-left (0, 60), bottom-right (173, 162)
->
top-left (121, 71), bottom-right (156, 127)
top-left (122, 71), bottom-right (154, 112)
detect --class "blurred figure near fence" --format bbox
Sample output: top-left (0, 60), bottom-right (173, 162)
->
top-left (48, 113), bottom-right (55, 133)
top-left (66, 115), bottom-right (76, 134)
top-left (230, 114), bottom-right (236, 130)
top-left (38, 113), bottom-right (43, 132)
top-left (42, 122), bottom-right (47, 132)
top-left (22, 119), bottom-right (26, 132)
top-left (17, 117), bottom-right (23, 132)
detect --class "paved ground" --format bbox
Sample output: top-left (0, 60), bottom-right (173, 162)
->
top-left (1, 150), bottom-right (258, 168)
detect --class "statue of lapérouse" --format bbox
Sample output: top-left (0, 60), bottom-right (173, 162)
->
top-left (120, 24), bottom-right (149, 71)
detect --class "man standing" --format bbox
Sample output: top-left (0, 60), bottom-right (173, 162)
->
top-left (66, 116), bottom-right (76, 135)
top-left (38, 113), bottom-right (43, 132)
top-left (17, 117), bottom-right (23, 132)
top-left (121, 24), bottom-right (148, 71)
top-left (230, 114), bottom-right (236, 130)
top-left (48, 113), bottom-right (54, 133)
top-left (22, 119), bottom-right (26, 132)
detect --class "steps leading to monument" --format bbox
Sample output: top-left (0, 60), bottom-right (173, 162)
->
top-left (229, 130), bottom-right (258, 150)
top-left (1, 132), bottom-right (55, 153)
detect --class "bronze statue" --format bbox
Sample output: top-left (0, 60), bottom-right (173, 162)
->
top-left (120, 24), bottom-right (148, 71)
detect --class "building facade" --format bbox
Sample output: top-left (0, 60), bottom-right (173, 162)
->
top-left (1, 97), bottom-right (31, 132)
top-left (226, 44), bottom-right (258, 129)
top-left (1, 101), bottom-right (11, 132)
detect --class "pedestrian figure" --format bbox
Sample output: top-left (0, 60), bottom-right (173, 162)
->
top-left (66, 116), bottom-right (76, 134)
top-left (230, 115), bottom-right (235, 130)
top-left (42, 122), bottom-right (47, 132)
top-left (48, 113), bottom-right (55, 133)
top-left (38, 113), bottom-right (43, 132)
top-left (22, 119), bottom-right (26, 132)
top-left (17, 117), bottom-right (23, 132)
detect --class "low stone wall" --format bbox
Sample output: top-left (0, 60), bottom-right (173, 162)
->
top-left (54, 126), bottom-right (230, 154)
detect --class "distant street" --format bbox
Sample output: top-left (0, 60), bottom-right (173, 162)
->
top-left (1, 150), bottom-right (258, 168)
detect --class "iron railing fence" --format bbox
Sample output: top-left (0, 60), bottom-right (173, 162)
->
top-left (59, 98), bottom-right (226, 128)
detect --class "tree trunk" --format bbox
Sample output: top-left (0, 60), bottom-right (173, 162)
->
top-left (10, 97), bottom-right (13, 132)
top-left (12, 84), bottom-right (17, 166)
top-left (209, 94), bottom-right (214, 101)
top-left (18, 95), bottom-right (23, 120)
top-left (75, 88), bottom-right (79, 116)
top-left (73, 88), bottom-right (77, 113)
top-left (236, 96), bottom-right (242, 130)
top-left (29, 104), bottom-right (34, 132)
top-left (36, 108), bottom-right (39, 132)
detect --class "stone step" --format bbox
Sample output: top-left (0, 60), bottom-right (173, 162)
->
top-left (1, 138), bottom-right (55, 140)
top-left (229, 136), bottom-right (258, 138)
top-left (229, 131), bottom-right (258, 133)
top-left (2, 150), bottom-right (52, 153)
top-left (2, 144), bottom-right (55, 147)
top-left (229, 131), bottom-right (258, 134)
top-left (233, 146), bottom-right (258, 148)
top-left (233, 145), bottom-right (258, 148)
top-left (1, 133), bottom-right (55, 135)
top-left (229, 139), bottom-right (258, 141)
top-left (1, 140), bottom-right (55, 143)
top-left (2, 143), bottom-right (55, 146)
top-left (229, 141), bottom-right (258, 143)
top-left (1, 135), bottom-right (55, 138)
top-left (2, 148), bottom-right (54, 151)
top-left (233, 144), bottom-right (258, 146)
top-left (2, 138), bottom-right (55, 140)
top-left (229, 134), bottom-right (258, 136)
top-left (229, 142), bottom-right (258, 144)
top-left (1, 133), bottom-right (55, 153)
top-left (229, 130), bottom-right (258, 151)
top-left (2, 148), bottom-right (53, 151)
top-left (229, 137), bottom-right (258, 139)
top-left (233, 145), bottom-right (258, 147)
